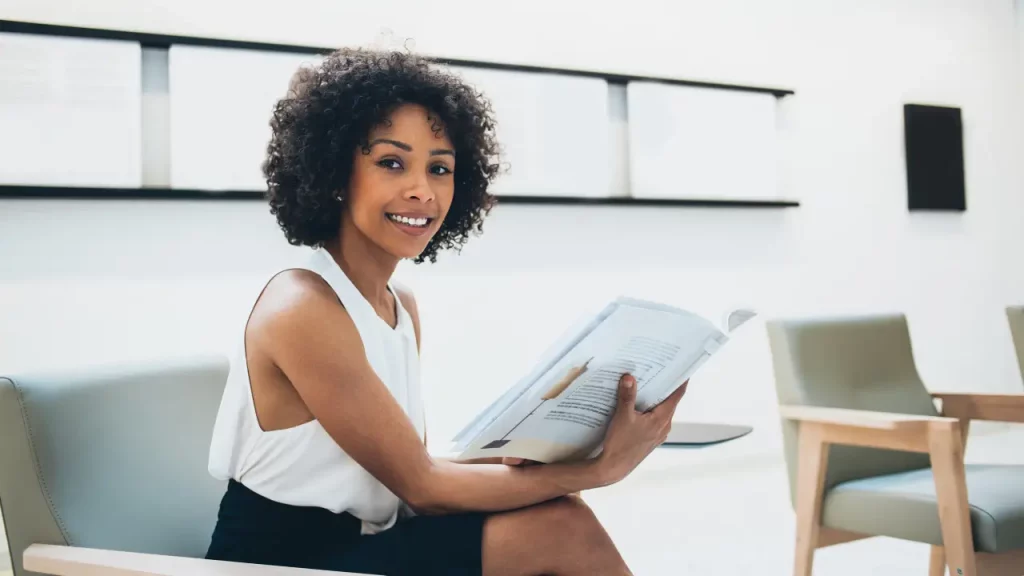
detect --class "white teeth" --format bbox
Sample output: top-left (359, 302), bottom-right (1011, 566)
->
top-left (388, 214), bottom-right (429, 227)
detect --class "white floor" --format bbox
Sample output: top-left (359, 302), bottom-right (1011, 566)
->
top-left (1, 425), bottom-right (1021, 575)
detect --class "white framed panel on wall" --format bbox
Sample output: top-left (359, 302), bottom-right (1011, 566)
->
top-left (447, 66), bottom-right (612, 198)
top-left (168, 46), bottom-right (322, 191)
top-left (627, 81), bottom-right (780, 201)
top-left (0, 33), bottom-right (142, 187)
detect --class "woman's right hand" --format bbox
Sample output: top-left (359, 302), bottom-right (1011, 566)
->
top-left (593, 374), bottom-right (688, 486)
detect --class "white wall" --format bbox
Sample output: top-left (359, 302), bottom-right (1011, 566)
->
top-left (0, 0), bottom-right (1021, 448)
top-left (3, 1), bottom-right (1024, 573)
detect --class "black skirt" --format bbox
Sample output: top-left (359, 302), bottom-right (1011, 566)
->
top-left (206, 480), bottom-right (487, 575)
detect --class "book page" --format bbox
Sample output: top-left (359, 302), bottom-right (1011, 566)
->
top-left (455, 299), bottom-right (725, 462)
top-left (451, 307), bottom-right (614, 448)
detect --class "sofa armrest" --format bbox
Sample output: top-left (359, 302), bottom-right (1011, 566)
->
top-left (932, 392), bottom-right (1024, 423)
top-left (24, 544), bottom-right (370, 576)
top-left (778, 405), bottom-right (959, 453)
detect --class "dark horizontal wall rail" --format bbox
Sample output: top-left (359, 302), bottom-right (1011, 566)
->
top-left (0, 20), bottom-right (796, 97)
top-left (0, 186), bottom-right (800, 208)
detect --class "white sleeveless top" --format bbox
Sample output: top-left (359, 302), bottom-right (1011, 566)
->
top-left (208, 247), bottom-right (424, 535)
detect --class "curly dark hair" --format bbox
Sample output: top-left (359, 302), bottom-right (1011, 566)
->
top-left (264, 48), bottom-right (501, 263)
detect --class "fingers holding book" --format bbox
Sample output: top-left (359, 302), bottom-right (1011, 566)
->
top-left (617, 373), bottom-right (637, 413)
top-left (594, 373), bottom-right (686, 485)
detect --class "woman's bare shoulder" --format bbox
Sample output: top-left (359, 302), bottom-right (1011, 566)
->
top-left (247, 269), bottom-right (351, 349)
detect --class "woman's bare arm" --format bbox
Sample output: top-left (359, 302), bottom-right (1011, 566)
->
top-left (250, 271), bottom-right (679, 514)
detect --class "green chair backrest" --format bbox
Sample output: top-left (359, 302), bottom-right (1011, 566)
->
top-left (766, 314), bottom-right (937, 507)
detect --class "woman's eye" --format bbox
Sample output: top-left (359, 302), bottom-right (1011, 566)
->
top-left (378, 158), bottom-right (402, 170)
top-left (431, 164), bottom-right (453, 176)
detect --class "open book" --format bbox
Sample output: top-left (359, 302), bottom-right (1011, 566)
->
top-left (450, 297), bottom-right (754, 463)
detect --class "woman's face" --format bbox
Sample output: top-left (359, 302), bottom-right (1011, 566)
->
top-left (343, 103), bottom-right (456, 260)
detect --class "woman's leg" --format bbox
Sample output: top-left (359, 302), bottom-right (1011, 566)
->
top-left (482, 495), bottom-right (631, 576)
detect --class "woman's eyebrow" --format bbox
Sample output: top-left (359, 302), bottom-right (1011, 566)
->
top-left (368, 138), bottom-right (412, 151)
top-left (368, 138), bottom-right (453, 157)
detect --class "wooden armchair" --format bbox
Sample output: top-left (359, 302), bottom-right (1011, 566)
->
top-left (0, 357), bottom-right (368, 576)
top-left (767, 315), bottom-right (1024, 576)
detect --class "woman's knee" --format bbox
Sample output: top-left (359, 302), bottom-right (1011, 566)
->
top-left (541, 495), bottom-right (595, 520)
top-left (532, 495), bottom-right (605, 538)
top-left (482, 496), bottom-right (625, 575)
top-left (488, 494), bottom-right (600, 541)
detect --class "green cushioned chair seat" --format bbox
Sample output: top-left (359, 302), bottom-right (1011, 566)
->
top-left (822, 464), bottom-right (1024, 553)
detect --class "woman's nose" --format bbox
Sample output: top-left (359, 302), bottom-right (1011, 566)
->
top-left (404, 174), bottom-right (435, 203)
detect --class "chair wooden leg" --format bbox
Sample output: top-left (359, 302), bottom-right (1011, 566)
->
top-left (925, 420), bottom-right (968, 576)
top-left (794, 423), bottom-right (829, 576)
top-left (928, 422), bottom-right (977, 576)
top-left (929, 546), bottom-right (946, 576)
top-left (958, 420), bottom-right (970, 446)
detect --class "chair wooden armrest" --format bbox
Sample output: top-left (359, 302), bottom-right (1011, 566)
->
top-left (24, 544), bottom-right (370, 576)
top-left (779, 405), bottom-right (955, 429)
top-left (778, 405), bottom-right (958, 452)
top-left (932, 392), bottom-right (1024, 423)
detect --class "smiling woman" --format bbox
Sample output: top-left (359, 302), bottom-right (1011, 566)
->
top-left (349, 116), bottom-right (458, 251)
top-left (203, 48), bottom-right (681, 576)
top-left (263, 49), bottom-right (499, 263)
